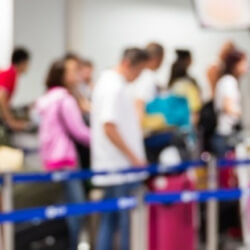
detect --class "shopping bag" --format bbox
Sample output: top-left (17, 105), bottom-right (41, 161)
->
top-left (0, 146), bottom-right (24, 172)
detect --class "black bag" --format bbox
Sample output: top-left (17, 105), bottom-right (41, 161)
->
top-left (198, 101), bottom-right (217, 152)
top-left (15, 219), bottom-right (69, 250)
top-left (145, 130), bottom-right (191, 165)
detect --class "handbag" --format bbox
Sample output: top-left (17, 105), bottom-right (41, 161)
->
top-left (0, 146), bottom-right (24, 172)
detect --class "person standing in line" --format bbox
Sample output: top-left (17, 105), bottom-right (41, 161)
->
top-left (63, 54), bottom-right (92, 168)
top-left (126, 43), bottom-right (164, 250)
top-left (35, 59), bottom-right (90, 250)
top-left (78, 59), bottom-right (94, 102)
top-left (0, 48), bottom-right (31, 131)
top-left (77, 59), bottom-right (94, 124)
top-left (199, 43), bottom-right (236, 153)
top-left (91, 48), bottom-right (149, 250)
top-left (168, 49), bottom-right (202, 126)
top-left (64, 54), bottom-right (93, 123)
top-left (128, 43), bottom-right (164, 122)
top-left (0, 48), bottom-right (30, 249)
top-left (213, 49), bottom-right (248, 157)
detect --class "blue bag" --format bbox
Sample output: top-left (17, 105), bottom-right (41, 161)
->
top-left (146, 94), bottom-right (191, 129)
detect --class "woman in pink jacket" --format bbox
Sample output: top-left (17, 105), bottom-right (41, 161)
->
top-left (36, 59), bottom-right (90, 250)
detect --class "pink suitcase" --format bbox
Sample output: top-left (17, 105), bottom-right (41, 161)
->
top-left (148, 173), bottom-right (197, 250)
top-left (219, 151), bottom-right (238, 189)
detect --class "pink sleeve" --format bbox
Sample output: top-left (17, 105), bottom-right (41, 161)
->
top-left (61, 96), bottom-right (91, 146)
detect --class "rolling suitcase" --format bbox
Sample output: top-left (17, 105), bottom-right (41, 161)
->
top-left (236, 143), bottom-right (250, 248)
top-left (145, 131), bottom-right (197, 250)
top-left (148, 174), bottom-right (197, 250)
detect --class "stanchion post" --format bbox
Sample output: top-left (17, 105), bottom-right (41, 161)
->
top-left (206, 156), bottom-right (218, 250)
top-left (131, 185), bottom-right (147, 250)
top-left (2, 174), bottom-right (14, 250)
top-left (0, 229), bottom-right (3, 250)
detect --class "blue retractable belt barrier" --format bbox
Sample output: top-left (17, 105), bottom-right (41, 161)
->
top-left (2, 158), bottom-right (250, 185)
top-left (145, 188), bottom-right (245, 204)
top-left (1, 188), bottom-right (250, 224)
top-left (0, 160), bottom-right (204, 184)
top-left (0, 197), bottom-right (137, 224)
top-left (218, 159), bottom-right (250, 168)
top-left (1, 158), bottom-right (250, 185)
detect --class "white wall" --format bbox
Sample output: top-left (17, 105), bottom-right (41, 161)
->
top-left (12, 0), bottom-right (250, 126)
top-left (13, 0), bottom-right (66, 106)
top-left (0, 0), bottom-right (14, 68)
top-left (77, 0), bottom-right (250, 100)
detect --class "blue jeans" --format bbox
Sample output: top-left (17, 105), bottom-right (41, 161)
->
top-left (64, 180), bottom-right (85, 250)
top-left (212, 134), bottom-right (231, 158)
top-left (96, 184), bottom-right (134, 250)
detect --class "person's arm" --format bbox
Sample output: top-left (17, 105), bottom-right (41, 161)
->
top-left (61, 97), bottom-right (90, 146)
top-left (104, 122), bottom-right (146, 167)
top-left (223, 97), bottom-right (241, 118)
top-left (71, 86), bottom-right (91, 114)
top-left (78, 97), bottom-right (91, 113)
top-left (207, 64), bottom-right (219, 98)
top-left (134, 75), bottom-right (157, 124)
top-left (220, 77), bottom-right (241, 118)
top-left (0, 89), bottom-right (28, 130)
top-left (135, 99), bottom-right (146, 125)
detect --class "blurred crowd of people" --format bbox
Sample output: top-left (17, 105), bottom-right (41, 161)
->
top-left (0, 41), bottom-right (248, 250)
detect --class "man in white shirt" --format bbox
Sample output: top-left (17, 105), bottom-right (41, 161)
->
top-left (91, 48), bottom-right (149, 250)
top-left (129, 43), bottom-right (164, 121)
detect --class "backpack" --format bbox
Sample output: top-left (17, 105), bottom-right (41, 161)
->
top-left (146, 94), bottom-right (191, 129)
top-left (198, 100), bottom-right (217, 152)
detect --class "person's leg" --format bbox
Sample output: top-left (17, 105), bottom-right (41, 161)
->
top-left (212, 134), bottom-right (228, 158)
top-left (116, 184), bottom-right (133, 250)
top-left (119, 208), bottom-right (130, 250)
top-left (96, 187), bottom-right (118, 250)
top-left (64, 180), bottom-right (85, 250)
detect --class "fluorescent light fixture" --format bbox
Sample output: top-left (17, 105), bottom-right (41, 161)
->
top-left (193, 0), bottom-right (250, 30)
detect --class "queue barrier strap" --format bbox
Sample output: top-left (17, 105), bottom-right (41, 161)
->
top-left (1, 158), bottom-right (250, 185)
top-left (0, 197), bottom-right (137, 224)
top-left (145, 188), bottom-right (247, 204)
top-left (1, 158), bottom-right (250, 224)
top-left (0, 188), bottom-right (250, 225)
top-left (0, 160), bottom-right (204, 184)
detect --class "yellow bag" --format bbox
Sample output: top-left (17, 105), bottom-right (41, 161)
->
top-left (172, 80), bottom-right (202, 113)
top-left (142, 114), bottom-right (168, 131)
top-left (195, 168), bottom-right (208, 190)
top-left (0, 146), bottom-right (24, 173)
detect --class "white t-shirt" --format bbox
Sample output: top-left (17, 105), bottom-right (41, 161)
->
top-left (215, 75), bottom-right (241, 136)
top-left (128, 69), bottom-right (158, 103)
top-left (91, 70), bottom-right (146, 186)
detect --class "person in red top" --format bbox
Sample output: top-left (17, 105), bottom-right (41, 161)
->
top-left (0, 47), bottom-right (30, 130)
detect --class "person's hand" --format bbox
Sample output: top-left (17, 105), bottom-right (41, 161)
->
top-left (129, 155), bottom-right (147, 168)
top-left (79, 98), bottom-right (91, 113)
top-left (9, 120), bottom-right (30, 131)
